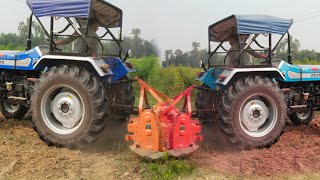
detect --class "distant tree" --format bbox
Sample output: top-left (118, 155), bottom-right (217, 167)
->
top-left (0, 18), bottom-right (46, 50)
top-left (274, 36), bottom-right (320, 62)
top-left (0, 20), bottom-right (158, 57)
top-left (296, 49), bottom-right (320, 61)
top-left (192, 42), bottom-right (200, 50)
top-left (274, 36), bottom-right (301, 60)
top-left (121, 28), bottom-right (158, 58)
top-left (131, 28), bottom-right (141, 38)
top-left (162, 42), bottom-right (208, 67)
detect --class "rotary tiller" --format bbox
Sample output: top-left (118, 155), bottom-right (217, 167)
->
top-left (125, 78), bottom-right (202, 159)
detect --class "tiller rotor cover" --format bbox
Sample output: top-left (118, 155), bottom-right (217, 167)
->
top-left (125, 77), bottom-right (202, 159)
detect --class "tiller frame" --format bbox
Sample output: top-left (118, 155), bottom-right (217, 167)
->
top-left (126, 77), bottom-right (202, 159)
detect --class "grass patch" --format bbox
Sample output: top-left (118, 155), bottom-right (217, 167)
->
top-left (140, 155), bottom-right (195, 180)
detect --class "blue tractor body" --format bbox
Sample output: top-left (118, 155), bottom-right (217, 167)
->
top-left (195, 14), bottom-right (320, 150)
top-left (276, 60), bottom-right (320, 82)
top-left (0, 48), bottom-right (41, 71)
top-left (197, 60), bottom-right (320, 90)
top-left (0, 46), bottom-right (132, 82)
top-left (0, 0), bottom-right (137, 149)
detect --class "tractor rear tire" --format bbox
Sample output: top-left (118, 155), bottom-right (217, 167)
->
top-left (195, 85), bottom-right (219, 121)
top-left (109, 76), bottom-right (135, 120)
top-left (289, 110), bottom-right (315, 125)
top-left (31, 65), bottom-right (109, 149)
top-left (219, 76), bottom-right (287, 149)
top-left (0, 101), bottom-right (28, 119)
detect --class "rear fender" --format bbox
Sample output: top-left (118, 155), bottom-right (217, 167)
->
top-left (196, 67), bottom-right (224, 90)
top-left (33, 55), bottom-right (113, 77)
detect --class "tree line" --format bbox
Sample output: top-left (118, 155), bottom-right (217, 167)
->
top-left (163, 37), bottom-right (320, 67)
top-left (0, 19), bottom-right (158, 58)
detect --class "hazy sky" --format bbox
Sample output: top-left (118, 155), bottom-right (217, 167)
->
top-left (2, 0), bottom-right (320, 55)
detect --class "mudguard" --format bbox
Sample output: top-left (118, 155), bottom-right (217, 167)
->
top-left (103, 57), bottom-right (135, 82)
top-left (196, 67), bottom-right (285, 89)
top-left (33, 55), bottom-right (113, 77)
top-left (196, 67), bottom-right (224, 90)
top-left (216, 67), bottom-right (285, 85)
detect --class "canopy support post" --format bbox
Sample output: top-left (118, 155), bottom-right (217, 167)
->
top-left (268, 34), bottom-right (272, 64)
top-left (50, 17), bottom-right (54, 52)
top-left (287, 32), bottom-right (292, 64)
top-left (26, 13), bottom-right (33, 51)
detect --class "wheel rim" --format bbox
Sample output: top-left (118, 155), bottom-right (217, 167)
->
top-left (296, 111), bottom-right (311, 120)
top-left (41, 85), bottom-right (85, 135)
top-left (3, 101), bottom-right (20, 113)
top-left (239, 94), bottom-right (278, 138)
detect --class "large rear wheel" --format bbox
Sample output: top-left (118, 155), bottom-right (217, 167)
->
top-left (219, 76), bottom-right (287, 149)
top-left (31, 65), bottom-right (109, 149)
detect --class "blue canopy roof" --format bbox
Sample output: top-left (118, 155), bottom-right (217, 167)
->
top-left (27, 0), bottom-right (91, 18)
top-left (209, 15), bottom-right (294, 42)
top-left (26, 0), bottom-right (123, 28)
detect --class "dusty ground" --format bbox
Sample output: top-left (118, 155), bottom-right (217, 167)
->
top-left (192, 119), bottom-right (320, 179)
top-left (1, 115), bottom-right (320, 179)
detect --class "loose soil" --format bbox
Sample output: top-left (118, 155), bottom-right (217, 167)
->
top-left (0, 115), bottom-right (320, 179)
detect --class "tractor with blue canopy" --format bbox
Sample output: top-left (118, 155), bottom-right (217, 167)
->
top-left (0, 0), bottom-right (135, 149)
top-left (196, 15), bottom-right (320, 149)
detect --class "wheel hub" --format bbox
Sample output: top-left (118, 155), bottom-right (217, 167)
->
top-left (50, 91), bottom-right (83, 129)
top-left (3, 102), bottom-right (20, 113)
top-left (61, 103), bottom-right (70, 113)
top-left (241, 99), bottom-right (269, 132)
top-left (296, 111), bottom-right (311, 120)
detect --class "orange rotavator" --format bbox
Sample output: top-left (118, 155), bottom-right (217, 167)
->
top-left (125, 77), bottom-right (203, 159)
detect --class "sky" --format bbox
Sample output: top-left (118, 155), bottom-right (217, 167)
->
top-left (2, 0), bottom-right (320, 56)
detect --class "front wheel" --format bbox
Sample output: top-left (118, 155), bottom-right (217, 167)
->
top-left (0, 101), bottom-right (28, 119)
top-left (31, 65), bottom-right (109, 149)
top-left (219, 76), bottom-right (287, 149)
top-left (289, 110), bottom-right (315, 125)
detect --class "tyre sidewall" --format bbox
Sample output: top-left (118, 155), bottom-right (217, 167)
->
top-left (0, 101), bottom-right (28, 119)
top-left (33, 72), bottom-right (98, 144)
top-left (289, 110), bottom-right (315, 125)
top-left (229, 85), bottom-right (286, 145)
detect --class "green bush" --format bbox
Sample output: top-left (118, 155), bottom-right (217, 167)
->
top-left (176, 66), bottom-right (202, 88)
top-left (147, 65), bottom-right (185, 97)
top-left (128, 57), bottom-right (202, 97)
top-left (129, 56), bottom-right (159, 81)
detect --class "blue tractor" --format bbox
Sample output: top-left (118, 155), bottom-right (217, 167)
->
top-left (0, 0), bottom-right (135, 148)
top-left (196, 15), bottom-right (318, 149)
